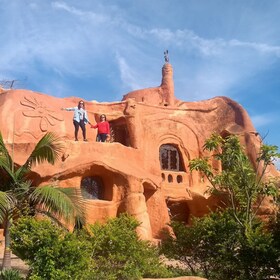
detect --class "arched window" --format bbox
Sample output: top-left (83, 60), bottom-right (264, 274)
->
top-left (81, 176), bottom-right (104, 200)
top-left (159, 144), bottom-right (185, 171)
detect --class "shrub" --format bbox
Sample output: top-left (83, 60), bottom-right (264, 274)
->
top-left (161, 209), bottom-right (280, 280)
top-left (267, 211), bottom-right (280, 276)
top-left (10, 217), bottom-right (92, 280)
top-left (0, 269), bottom-right (24, 280)
top-left (174, 134), bottom-right (280, 279)
top-left (88, 213), bottom-right (173, 280)
top-left (11, 215), bottom-right (180, 280)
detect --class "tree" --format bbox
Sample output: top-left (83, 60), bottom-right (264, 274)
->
top-left (161, 134), bottom-right (280, 279)
top-left (89, 213), bottom-right (173, 280)
top-left (161, 209), bottom-right (279, 280)
top-left (0, 131), bottom-right (85, 270)
top-left (189, 134), bottom-right (280, 230)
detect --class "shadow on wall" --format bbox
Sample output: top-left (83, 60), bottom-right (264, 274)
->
top-left (109, 117), bottom-right (131, 147)
top-left (166, 199), bottom-right (190, 224)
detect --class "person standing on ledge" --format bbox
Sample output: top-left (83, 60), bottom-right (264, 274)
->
top-left (62, 100), bottom-right (91, 141)
top-left (91, 114), bottom-right (110, 142)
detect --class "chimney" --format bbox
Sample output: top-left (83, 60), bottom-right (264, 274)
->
top-left (161, 63), bottom-right (175, 106)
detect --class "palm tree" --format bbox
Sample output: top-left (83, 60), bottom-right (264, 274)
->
top-left (0, 132), bottom-right (85, 270)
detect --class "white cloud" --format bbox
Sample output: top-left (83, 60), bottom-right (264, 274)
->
top-left (2, 2), bottom-right (279, 82)
top-left (149, 28), bottom-right (280, 58)
top-left (251, 114), bottom-right (277, 128)
top-left (144, 27), bottom-right (280, 102)
top-left (1, 1), bottom-right (280, 125)
top-left (52, 1), bottom-right (84, 15)
top-left (51, 1), bottom-right (108, 23)
top-left (229, 40), bottom-right (280, 56)
top-left (115, 54), bottom-right (142, 91)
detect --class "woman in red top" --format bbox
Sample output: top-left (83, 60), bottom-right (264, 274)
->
top-left (91, 114), bottom-right (110, 142)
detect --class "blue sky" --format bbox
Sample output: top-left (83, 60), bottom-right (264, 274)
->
top-left (1, 0), bottom-right (279, 167)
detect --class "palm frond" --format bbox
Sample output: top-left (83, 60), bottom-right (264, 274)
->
top-left (34, 210), bottom-right (70, 229)
top-left (29, 186), bottom-right (86, 226)
top-left (12, 180), bottom-right (32, 198)
top-left (14, 165), bottom-right (30, 181)
top-left (0, 191), bottom-right (14, 223)
top-left (0, 157), bottom-right (16, 182)
top-left (23, 132), bottom-right (64, 170)
top-left (0, 132), bottom-right (12, 170)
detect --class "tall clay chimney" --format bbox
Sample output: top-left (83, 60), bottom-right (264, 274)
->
top-left (161, 63), bottom-right (175, 106)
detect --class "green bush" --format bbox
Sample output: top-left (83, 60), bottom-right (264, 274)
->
top-left (10, 215), bottom-right (180, 280)
top-left (178, 134), bottom-right (280, 279)
top-left (0, 269), bottom-right (24, 280)
top-left (88, 213), bottom-right (173, 280)
top-left (161, 209), bottom-right (280, 280)
top-left (10, 217), bottom-right (92, 280)
top-left (267, 211), bottom-right (280, 276)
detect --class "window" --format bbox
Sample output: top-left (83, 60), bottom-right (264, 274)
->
top-left (159, 144), bottom-right (185, 171)
top-left (168, 174), bottom-right (173, 183)
top-left (81, 176), bottom-right (104, 200)
top-left (177, 175), bottom-right (183, 183)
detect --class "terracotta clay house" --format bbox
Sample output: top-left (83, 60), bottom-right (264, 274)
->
top-left (0, 61), bottom-right (278, 240)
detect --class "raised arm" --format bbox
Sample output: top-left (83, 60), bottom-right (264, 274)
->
top-left (61, 107), bottom-right (75, 111)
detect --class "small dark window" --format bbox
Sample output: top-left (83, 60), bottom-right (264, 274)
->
top-left (159, 144), bottom-right (185, 171)
top-left (81, 176), bottom-right (104, 200)
top-left (177, 175), bottom-right (183, 183)
top-left (168, 174), bottom-right (173, 183)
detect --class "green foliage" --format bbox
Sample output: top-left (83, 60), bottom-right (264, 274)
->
top-left (189, 134), bottom-right (280, 229)
top-left (0, 131), bottom-right (85, 269)
top-left (10, 217), bottom-right (92, 280)
top-left (88, 213), bottom-right (173, 280)
top-left (162, 134), bottom-right (280, 280)
top-left (162, 210), bottom-right (238, 278)
top-left (161, 210), bottom-right (280, 280)
top-left (268, 211), bottom-right (280, 275)
top-left (0, 131), bottom-right (85, 227)
top-left (257, 144), bottom-right (280, 166)
top-left (11, 214), bottom-right (177, 280)
top-left (0, 269), bottom-right (24, 280)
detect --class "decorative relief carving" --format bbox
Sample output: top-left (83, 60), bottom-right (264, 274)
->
top-left (20, 96), bottom-right (64, 131)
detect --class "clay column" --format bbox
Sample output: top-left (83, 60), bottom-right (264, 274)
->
top-left (123, 177), bottom-right (153, 240)
top-left (124, 99), bottom-right (142, 149)
top-left (161, 63), bottom-right (175, 106)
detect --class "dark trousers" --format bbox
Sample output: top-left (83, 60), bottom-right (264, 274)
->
top-left (97, 133), bottom-right (107, 142)
top-left (73, 120), bottom-right (86, 140)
